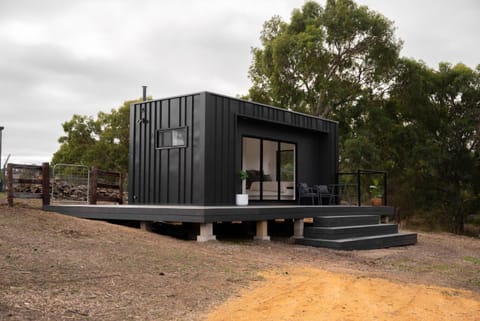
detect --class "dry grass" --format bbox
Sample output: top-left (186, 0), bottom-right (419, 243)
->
top-left (1, 197), bottom-right (479, 320)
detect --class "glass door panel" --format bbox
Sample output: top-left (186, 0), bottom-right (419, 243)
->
top-left (242, 137), bottom-right (296, 201)
top-left (242, 137), bottom-right (260, 200)
top-left (279, 143), bottom-right (295, 200)
top-left (262, 140), bottom-right (278, 200)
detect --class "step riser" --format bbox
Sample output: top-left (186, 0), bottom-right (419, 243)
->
top-left (296, 233), bottom-right (417, 251)
top-left (312, 212), bottom-right (390, 217)
top-left (314, 215), bottom-right (379, 227)
top-left (309, 206), bottom-right (394, 217)
top-left (304, 225), bottom-right (398, 240)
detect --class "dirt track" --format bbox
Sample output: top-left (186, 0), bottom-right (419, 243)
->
top-left (205, 267), bottom-right (479, 321)
top-left (1, 198), bottom-right (479, 320)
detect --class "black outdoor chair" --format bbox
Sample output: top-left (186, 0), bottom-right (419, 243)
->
top-left (313, 185), bottom-right (334, 205)
top-left (297, 183), bottom-right (317, 205)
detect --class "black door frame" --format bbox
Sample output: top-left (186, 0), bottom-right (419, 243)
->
top-left (241, 135), bottom-right (297, 203)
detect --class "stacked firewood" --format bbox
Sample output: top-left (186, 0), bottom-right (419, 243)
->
top-left (13, 181), bottom-right (124, 202)
top-left (51, 181), bottom-right (89, 201)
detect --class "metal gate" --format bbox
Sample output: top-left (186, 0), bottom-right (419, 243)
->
top-left (51, 164), bottom-right (90, 203)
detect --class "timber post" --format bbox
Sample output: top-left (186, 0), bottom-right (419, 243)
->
top-left (41, 162), bottom-right (50, 206)
top-left (88, 167), bottom-right (98, 205)
top-left (7, 163), bottom-right (13, 207)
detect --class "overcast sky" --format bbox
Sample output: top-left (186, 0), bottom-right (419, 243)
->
top-left (1, 0), bottom-right (479, 165)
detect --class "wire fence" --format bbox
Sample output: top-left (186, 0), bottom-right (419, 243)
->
top-left (51, 164), bottom-right (90, 203)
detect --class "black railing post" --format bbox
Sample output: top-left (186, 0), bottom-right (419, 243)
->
top-left (383, 171), bottom-right (387, 206)
top-left (357, 169), bottom-right (361, 206)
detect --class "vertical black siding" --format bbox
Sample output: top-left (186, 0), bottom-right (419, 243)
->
top-left (202, 92), bottom-right (339, 205)
top-left (169, 99), bottom-right (179, 203)
top-left (160, 100), bottom-right (169, 203)
top-left (129, 91), bottom-right (338, 205)
top-left (185, 96), bottom-right (193, 203)
top-left (129, 93), bottom-right (204, 204)
top-left (203, 94), bottom-right (239, 204)
top-left (153, 101), bottom-right (161, 203)
top-left (192, 93), bottom-right (206, 203)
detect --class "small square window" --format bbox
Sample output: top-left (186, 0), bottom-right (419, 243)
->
top-left (156, 127), bottom-right (187, 149)
top-left (172, 128), bottom-right (186, 146)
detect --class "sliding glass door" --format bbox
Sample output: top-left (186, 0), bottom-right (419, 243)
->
top-left (242, 137), bottom-right (296, 201)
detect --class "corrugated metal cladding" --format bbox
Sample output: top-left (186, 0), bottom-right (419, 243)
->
top-left (129, 93), bottom-right (206, 204)
top-left (129, 91), bottom-right (338, 205)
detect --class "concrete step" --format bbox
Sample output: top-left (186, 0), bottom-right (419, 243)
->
top-left (313, 215), bottom-right (379, 227)
top-left (295, 232), bottom-right (418, 250)
top-left (304, 224), bottom-right (398, 240)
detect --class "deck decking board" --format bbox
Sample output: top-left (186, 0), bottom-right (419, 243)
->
top-left (45, 204), bottom-right (416, 250)
top-left (44, 204), bottom-right (394, 223)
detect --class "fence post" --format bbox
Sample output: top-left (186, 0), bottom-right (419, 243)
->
top-left (89, 167), bottom-right (98, 205)
top-left (383, 171), bottom-right (388, 206)
top-left (7, 163), bottom-right (13, 207)
top-left (42, 162), bottom-right (50, 206)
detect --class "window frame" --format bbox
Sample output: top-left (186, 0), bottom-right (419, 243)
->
top-left (155, 127), bottom-right (188, 149)
top-left (241, 135), bottom-right (297, 202)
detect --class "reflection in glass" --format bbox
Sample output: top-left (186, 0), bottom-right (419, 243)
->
top-left (242, 137), bottom-right (295, 201)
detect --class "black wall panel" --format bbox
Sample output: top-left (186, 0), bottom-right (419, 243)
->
top-left (129, 93), bottom-right (205, 204)
top-left (129, 91), bottom-right (338, 205)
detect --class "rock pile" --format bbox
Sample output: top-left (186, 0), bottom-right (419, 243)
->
top-left (52, 181), bottom-right (88, 201)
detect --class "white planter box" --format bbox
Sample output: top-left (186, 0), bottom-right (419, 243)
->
top-left (236, 194), bottom-right (249, 206)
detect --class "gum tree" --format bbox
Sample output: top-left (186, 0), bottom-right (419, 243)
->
top-left (248, 0), bottom-right (401, 118)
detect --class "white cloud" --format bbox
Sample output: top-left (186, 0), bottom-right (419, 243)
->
top-left (0, 0), bottom-right (478, 165)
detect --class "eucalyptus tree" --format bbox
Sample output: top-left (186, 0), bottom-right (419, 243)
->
top-left (385, 59), bottom-right (480, 233)
top-left (52, 98), bottom-right (140, 173)
top-left (248, 0), bottom-right (402, 119)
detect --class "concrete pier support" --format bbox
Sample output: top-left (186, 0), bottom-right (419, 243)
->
top-left (197, 223), bottom-right (216, 242)
top-left (293, 218), bottom-right (304, 239)
top-left (140, 221), bottom-right (153, 232)
top-left (254, 220), bottom-right (270, 241)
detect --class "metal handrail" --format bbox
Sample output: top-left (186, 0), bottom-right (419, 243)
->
top-left (337, 169), bottom-right (387, 206)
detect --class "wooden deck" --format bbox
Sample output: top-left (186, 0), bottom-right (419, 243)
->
top-left (44, 204), bottom-right (417, 250)
top-left (44, 204), bottom-right (395, 223)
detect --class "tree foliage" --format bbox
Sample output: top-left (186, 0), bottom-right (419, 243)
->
top-left (248, 0), bottom-right (401, 118)
top-left (50, 0), bottom-right (480, 234)
top-left (249, 0), bottom-right (480, 234)
top-left (336, 58), bottom-right (480, 233)
top-left (52, 98), bottom-right (141, 173)
top-left (390, 61), bottom-right (480, 233)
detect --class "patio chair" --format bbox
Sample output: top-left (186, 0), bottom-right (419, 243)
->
top-left (297, 183), bottom-right (317, 205)
top-left (313, 185), bottom-right (334, 205)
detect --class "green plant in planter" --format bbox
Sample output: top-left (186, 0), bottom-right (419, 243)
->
top-left (238, 170), bottom-right (248, 181)
top-left (238, 170), bottom-right (248, 194)
top-left (369, 178), bottom-right (383, 197)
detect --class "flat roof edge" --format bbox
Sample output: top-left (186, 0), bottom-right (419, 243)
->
top-left (132, 91), bottom-right (338, 125)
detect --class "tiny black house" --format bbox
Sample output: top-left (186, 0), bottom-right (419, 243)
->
top-left (128, 92), bottom-right (338, 205)
top-left (49, 91), bottom-right (417, 249)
